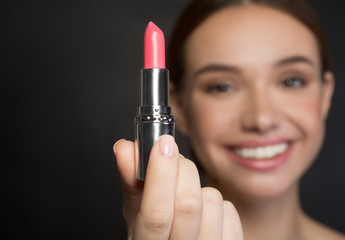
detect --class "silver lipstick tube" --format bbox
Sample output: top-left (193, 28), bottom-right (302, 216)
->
top-left (135, 68), bottom-right (175, 181)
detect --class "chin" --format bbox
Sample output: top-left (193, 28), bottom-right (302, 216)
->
top-left (207, 158), bottom-right (304, 202)
top-left (210, 171), bottom-right (288, 201)
top-left (236, 178), bottom-right (298, 201)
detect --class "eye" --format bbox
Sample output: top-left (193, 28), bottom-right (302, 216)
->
top-left (205, 83), bottom-right (234, 93)
top-left (280, 77), bottom-right (305, 88)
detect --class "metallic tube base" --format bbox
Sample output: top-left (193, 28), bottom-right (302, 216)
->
top-left (136, 117), bottom-right (174, 181)
top-left (135, 68), bottom-right (175, 181)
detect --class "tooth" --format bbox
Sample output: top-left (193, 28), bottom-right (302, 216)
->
top-left (256, 147), bottom-right (264, 158)
top-left (279, 145), bottom-right (285, 153)
top-left (265, 147), bottom-right (272, 158)
top-left (233, 143), bottom-right (288, 159)
top-left (248, 149), bottom-right (255, 158)
top-left (234, 149), bottom-right (242, 156)
top-left (267, 146), bottom-right (275, 157)
top-left (271, 145), bottom-right (279, 156)
top-left (250, 149), bottom-right (256, 158)
top-left (242, 149), bottom-right (250, 158)
top-left (281, 144), bottom-right (286, 151)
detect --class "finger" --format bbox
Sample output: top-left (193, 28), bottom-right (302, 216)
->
top-left (133, 135), bottom-right (179, 240)
top-left (222, 201), bottom-right (243, 240)
top-left (169, 157), bottom-right (202, 240)
top-left (114, 139), bottom-right (139, 191)
top-left (114, 139), bottom-right (143, 234)
top-left (198, 187), bottom-right (224, 240)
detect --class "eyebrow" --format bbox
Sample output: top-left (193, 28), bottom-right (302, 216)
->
top-left (274, 55), bottom-right (315, 68)
top-left (193, 55), bottom-right (315, 78)
top-left (193, 64), bottom-right (241, 78)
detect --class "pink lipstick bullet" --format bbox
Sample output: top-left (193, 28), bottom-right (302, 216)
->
top-left (144, 21), bottom-right (165, 69)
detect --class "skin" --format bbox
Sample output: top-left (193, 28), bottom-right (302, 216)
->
top-left (171, 4), bottom-right (343, 240)
top-left (115, 136), bottom-right (243, 239)
top-left (115, 4), bottom-right (344, 240)
top-left (177, 4), bottom-right (331, 201)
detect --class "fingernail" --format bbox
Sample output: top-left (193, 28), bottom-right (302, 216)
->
top-left (114, 139), bottom-right (125, 155)
top-left (159, 135), bottom-right (175, 157)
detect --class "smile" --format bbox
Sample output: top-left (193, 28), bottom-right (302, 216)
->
top-left (233, 143), bottom-right (289, 159)
top-left (226, 140), bottom-right (294, 171)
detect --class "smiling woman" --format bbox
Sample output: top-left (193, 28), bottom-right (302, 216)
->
top-left (171, 3), bottom-right (333, 196)
top-left (114, 0), bottom-right (345, 239)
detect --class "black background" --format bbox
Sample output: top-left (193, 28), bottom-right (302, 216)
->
top-left (2, 0), bottom-right (345, 239)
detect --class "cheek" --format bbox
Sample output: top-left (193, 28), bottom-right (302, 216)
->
top-left (188, 93), bottom-right (232, 143)
top-left (281, 91), bottom-right (324, 139)
top-left (278, 89), bottom-right (325, 178)
top-left (187, 93), bottom-right (233, 173)
top-left (299, 96), bottom-right (325, 160)
top-left (303, 101), bottom-right (323, 135)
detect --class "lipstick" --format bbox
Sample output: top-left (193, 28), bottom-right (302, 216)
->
top-left (135, 21), bottom-right (175, 181)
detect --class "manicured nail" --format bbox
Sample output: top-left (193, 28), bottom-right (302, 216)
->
top-left (159, 135), bottom-right (175, 157)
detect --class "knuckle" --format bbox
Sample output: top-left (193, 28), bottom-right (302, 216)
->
top-left (175, 158), bottom-right (202, 217)
top-left (201, 187), bottom-right (223, 206)
top-left (139, 210), bottom-right (172, 234)
top-left (175, 191), bottom-right (202, 217)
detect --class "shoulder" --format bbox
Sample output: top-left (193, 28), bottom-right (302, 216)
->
top-left (302, 214), bottom-right (345, 240)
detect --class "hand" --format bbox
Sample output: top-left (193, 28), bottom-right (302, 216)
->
top-left (114, 135), bottom-right (243, 240)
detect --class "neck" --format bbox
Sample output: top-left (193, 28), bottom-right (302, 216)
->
top-left (207, 177), bottom-right (305, 240)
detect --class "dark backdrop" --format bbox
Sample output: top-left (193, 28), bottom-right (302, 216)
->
top-left (2, 0), bottom-right (345, 239)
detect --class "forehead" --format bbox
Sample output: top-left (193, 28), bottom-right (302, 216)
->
top-left (185, 4), bottom-right (320, 72)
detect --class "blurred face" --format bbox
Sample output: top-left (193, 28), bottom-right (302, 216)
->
top-left (172, 5), bottom-right (334, 199)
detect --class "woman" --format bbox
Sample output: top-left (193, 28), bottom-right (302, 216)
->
top-left (114, 0), bottom-right (345, 239)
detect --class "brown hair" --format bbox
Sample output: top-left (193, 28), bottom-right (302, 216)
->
top-left (167, 0), bottom-right (330, 91)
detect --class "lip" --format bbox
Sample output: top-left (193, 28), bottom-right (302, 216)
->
top-left (225, 140), bottom-right (294, 171)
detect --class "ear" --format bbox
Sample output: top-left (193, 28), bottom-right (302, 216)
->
top-left (169, 83), bottom-right (190, 136)
top-left (321, 71), bottom-right (335, 119)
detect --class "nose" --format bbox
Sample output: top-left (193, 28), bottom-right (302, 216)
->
top-left (241, 89), bottom-right (279, 134)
